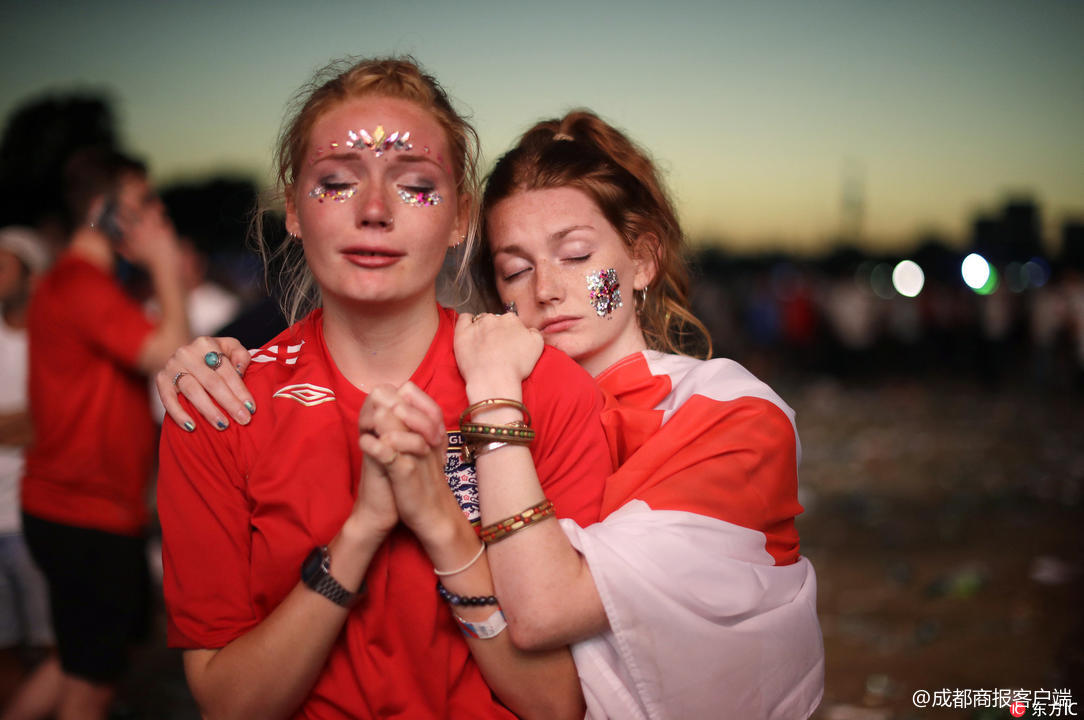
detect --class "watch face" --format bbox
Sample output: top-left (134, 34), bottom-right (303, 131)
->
top-left (301, 546), bottom-right (325, 585)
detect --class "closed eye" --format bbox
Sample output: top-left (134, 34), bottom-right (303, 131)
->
top-left (309, 182), bottom-right (357, 202)
top-left (502, 267), bottom-right (530, 281)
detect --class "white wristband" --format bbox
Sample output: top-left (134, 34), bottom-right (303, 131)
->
top-left (456, 609), bottom-right (507, 640)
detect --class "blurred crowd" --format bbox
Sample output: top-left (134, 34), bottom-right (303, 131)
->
top-left (690, 242), bottom-right (1084, 392)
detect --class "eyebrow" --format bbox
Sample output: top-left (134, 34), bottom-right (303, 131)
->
top-left (310, 149), bottom-right (446, 173)
top-left (493, 224), bottom-right (595, 256)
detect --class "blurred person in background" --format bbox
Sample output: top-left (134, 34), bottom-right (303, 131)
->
top-left (20, 149), bottom-right (189, 720)
top-left (0, 227), bottom-right (59, 720)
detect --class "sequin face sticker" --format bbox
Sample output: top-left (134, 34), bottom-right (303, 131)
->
top-left (310, 125), bottom-right (413, 163)
top-left (397, 188), bottom-right (442, 207)
top-left (308, 184), bottom-right (357, 203)
top-left (586, 268), bottom-right (622, 317)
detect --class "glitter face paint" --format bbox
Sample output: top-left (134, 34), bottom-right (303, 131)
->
top-left (586, 268), bottom-right (622, 317)
top-left (310, 125), bottom-right (413, 163)
top-left (397, 188), bottom-right (442, 207)
top-left (308, 184), bottom-right (357, 203)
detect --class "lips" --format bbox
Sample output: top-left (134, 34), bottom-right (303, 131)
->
top-left (342, 247), bottom-right (403, 269)
top-left (539, 315), bottom-right (580, 334)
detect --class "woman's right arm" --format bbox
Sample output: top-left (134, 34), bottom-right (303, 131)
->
top-left (159, 407), bottom-right (398, 719)
top-left (453, 314), bottom-right (610, 650)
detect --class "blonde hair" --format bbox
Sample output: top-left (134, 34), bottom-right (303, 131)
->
top-left (475, 110), bottom-right (711, 358)
top-left (255, 56), bottom-right (480, 324)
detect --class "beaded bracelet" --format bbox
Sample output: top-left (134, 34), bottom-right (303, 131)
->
top-left (436, 581), bottom-right (499, 607)
top-left (479, 498), bottom-right (555, 545)
top-left (460, 422), bottom-right (536, 443)
top-left (460, 420), bottom-right (536, 463)
top-left (459, 398), bottom-right (532, 426)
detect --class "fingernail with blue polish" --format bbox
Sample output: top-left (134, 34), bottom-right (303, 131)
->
top-left (183, 421), bottom-right (196, 433)
top-left (244, 401), bottom-right (256, 414)
top-left (216, 420), bottom-right (228, 430)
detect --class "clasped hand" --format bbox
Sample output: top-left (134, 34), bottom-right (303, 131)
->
top-left (355, 382), bottom-right (461, 542)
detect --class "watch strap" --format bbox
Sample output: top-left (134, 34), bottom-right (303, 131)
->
top-left (302, 545), bottom-right (362, 608)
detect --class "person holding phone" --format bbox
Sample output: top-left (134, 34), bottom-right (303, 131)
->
top-left (21, 148), bottom-right (189, 720)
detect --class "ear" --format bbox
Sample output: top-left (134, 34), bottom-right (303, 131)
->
top-left (449, 191), bottom-right (472, 249)
top-left (284, 186), bottom-right (302, 238)
top-left (632, 233), bottom-right (660, 290)
top-left (86, 195), bottom-right (107, 228)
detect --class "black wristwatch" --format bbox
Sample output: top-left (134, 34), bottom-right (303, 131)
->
top-left (300, 545), bottom-right (364, 608)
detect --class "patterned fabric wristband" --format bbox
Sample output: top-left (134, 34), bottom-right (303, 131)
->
top-left (479, 498), bottom-right (555, 544)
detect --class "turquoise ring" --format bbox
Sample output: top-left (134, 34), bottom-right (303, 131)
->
top-left (204, 351), bottom-right (224, 370)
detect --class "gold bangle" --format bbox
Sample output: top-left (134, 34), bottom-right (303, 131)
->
top-left (460, 398), bottom-right (531, 426)
top-left (479, 499), bottom-right (555, 544)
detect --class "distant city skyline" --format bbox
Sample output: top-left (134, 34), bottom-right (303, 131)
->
top-left (2, 0), bottom-right (1081, 254)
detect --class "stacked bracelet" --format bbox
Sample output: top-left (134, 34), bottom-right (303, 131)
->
top-left (436, 581), bottom-right (499, 607)
top-left (459, 398), bottom-right (536, 463)
top-left (479, 498), bottom-right (555, 544)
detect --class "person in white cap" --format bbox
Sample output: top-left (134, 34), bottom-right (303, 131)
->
top-left (0, 225), bottom-right (60, 720)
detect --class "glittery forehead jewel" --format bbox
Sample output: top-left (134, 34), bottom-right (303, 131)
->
top-left (311, 125), bottom-right (413, 162)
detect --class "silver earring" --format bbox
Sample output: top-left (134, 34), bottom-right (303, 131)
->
top-left (637, 287), bottom-right (648, 313)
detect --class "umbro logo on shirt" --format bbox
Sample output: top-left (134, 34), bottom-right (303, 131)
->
top-left (273, 383), bottom-right (336, 407)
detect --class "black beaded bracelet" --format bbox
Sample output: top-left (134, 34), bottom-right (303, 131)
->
top-left (436, 580), bottom-right (499, 607)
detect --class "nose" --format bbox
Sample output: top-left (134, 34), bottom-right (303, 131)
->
top-left (532, 260), bottom-right (564, 306)
top-left (356, 183), bottom-right (394, 230)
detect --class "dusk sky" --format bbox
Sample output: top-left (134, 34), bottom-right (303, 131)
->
top-left (2, 0), bottom-right (1081, 255)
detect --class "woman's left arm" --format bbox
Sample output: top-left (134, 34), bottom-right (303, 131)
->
top-left (362, 383), bottom-right (585, 720)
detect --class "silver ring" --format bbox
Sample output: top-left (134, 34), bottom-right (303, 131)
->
top-left (171, 371), bottom-right (189, 388)
top-left (204, 351), bottom-right (223, 370)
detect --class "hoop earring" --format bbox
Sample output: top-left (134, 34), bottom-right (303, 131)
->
top-left (636, 287), bottom-right (648, 314)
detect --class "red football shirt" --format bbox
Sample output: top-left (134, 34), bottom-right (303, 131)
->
top-left (23, 254), bottom-right (156, 536)
top-left (159, 305), bottom-right (609, 719)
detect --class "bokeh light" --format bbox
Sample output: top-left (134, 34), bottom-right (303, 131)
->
top-left (892, 260), bottom-right (925, 298)
top-left (1024, 258), bottom-right (1050, 288)
top-left (962, 253), bottom-right (991, 291)
top-left (870, 263), bottom-right (895, 299)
